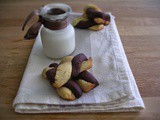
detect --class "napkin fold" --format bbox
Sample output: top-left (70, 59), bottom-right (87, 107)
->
top-left (13, 13), bottom-right (145, 113)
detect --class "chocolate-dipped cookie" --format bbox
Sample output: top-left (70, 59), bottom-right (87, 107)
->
top-left (42, 53), bottom-right (99, 101)
top-left (82, 4), bottom-right (110, 25)
top-left (46, 67), bottom-right (57, 84)
top-left (85, 8), bottom-right (110, 25)
top-left (71, 53), bottom-right (92, 77)
top-left (53, 61), bottom-right (72, 88)
top-left (42, 62), bottom-right (72, 88)
top-left (80, 57), bottom-right (92, 72)
top-left (75, 71), bottom-right (99, 92)
top-left (57, 80), bottom-right (82, 101)
top-left (42, 62), bottom-right (58, 80)
top-left (42, 67), bottom-right (53, 79)
top-left (72, 17), bottom-right (105, 31)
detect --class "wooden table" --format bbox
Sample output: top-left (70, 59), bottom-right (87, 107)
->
top-left (0, 0), bottom-right (160, 119)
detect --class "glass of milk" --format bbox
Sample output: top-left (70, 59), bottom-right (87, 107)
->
top-left (39, 3), bottom-right (75, 59)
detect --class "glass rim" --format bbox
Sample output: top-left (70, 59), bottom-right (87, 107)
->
top-left (39, 3), bottom-right (72, 21)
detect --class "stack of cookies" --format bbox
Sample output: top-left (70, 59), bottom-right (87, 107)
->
top-left (42, 53), bottom-right (99, 101)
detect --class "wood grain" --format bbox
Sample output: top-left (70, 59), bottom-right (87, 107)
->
top-left (0, 0), bottom-right (160, 119)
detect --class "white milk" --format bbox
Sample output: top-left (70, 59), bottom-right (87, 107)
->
top-left (41, 24), bottom-right (75, 59)
top-left (39, 3), bottom-right (75, 59)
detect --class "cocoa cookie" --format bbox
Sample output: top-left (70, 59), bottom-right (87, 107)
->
top-left (75, 71), bottom-right (99, 92)
top-left (71, 53), bottom-right (92, 77)
top-left (57, 80), bottom-right (82, 100)
top-left (53, 61), bottom-right (72, 88)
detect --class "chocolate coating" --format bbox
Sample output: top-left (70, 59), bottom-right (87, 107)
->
top-left (63, 80), bottom-right (82, 98)
top-left (46, 67), bottom-right (57, 84)
top-left (86, 8), bottom-right (110, 22)
top-left (71, 53), bottom-right (88, 77)
top-left (49, 63), bottom-right (59, 68)
top-left (40, 16), bottom-right (69, 30)
top-left (24, 21), bottom-right (42, 39)
top-left (76, 71), bottom-right (99, 86)
top-left (75, 20), bottom-right (98, 29)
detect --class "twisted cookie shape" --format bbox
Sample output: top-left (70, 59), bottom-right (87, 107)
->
top-left (42, 53), bottom-right (99, 101)
top-left (72, 4), bottom-right (110, 31)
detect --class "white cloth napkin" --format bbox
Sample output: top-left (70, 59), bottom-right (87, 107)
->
top-left (13, 13), bottom-right (145, 113)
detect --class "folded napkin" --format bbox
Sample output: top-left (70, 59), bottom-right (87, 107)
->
top-left (13, 13), bottom-right (145, 113)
